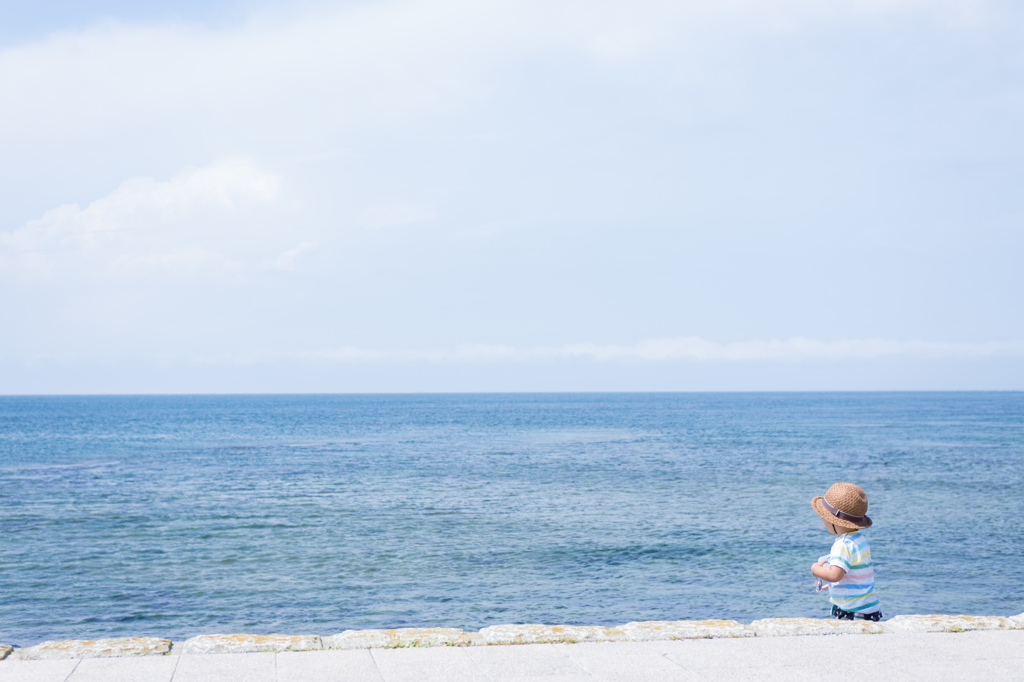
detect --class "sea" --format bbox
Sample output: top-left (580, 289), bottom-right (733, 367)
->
top-left (1, 392), bottom-right (1021, 646)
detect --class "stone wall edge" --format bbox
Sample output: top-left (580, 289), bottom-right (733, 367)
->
top-left (3, 613), bottom-right (1022, 659)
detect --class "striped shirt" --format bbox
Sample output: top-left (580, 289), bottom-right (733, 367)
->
top-left (825, 531), bottom-right (880, 613)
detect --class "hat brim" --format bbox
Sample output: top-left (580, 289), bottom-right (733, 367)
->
top-left (812, 496), bottom-right (872, 529)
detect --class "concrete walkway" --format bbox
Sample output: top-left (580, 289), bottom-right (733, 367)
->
top-left (1, 631), bottom-right (1022, 682)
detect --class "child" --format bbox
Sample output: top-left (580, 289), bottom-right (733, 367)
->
top-left (810, 482), bottom-right (882, 621)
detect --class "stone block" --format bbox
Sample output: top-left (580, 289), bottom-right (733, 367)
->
top-left (478, 624), bottom-right (623, 644)
top-left (16, 637), bottom-right (171, 660)
top-left (884, 615), bottom-right (1017, 633)
top-left (179, 634), bottom-right (322, 655)
top-left (323, 628), bottom-right (474, 649)
top-left (749, 618), bottom-right (884, 636)
top-left (617, 620), bottom-right (753, 640)
top-left (322, 630), bottom-right (390, 649)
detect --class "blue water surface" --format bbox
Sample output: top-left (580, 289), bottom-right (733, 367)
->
top-left (1, 392), bottom-right (1021, 645)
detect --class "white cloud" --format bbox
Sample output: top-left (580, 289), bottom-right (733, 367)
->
top-left (543, 337), bottom-right (1024, 361)
top-left (261, 241), bottom-right (320, 272)
top-left (0, 158), bottom-right (296, 278)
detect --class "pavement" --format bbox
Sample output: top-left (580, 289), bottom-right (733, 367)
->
top-left (1, 630), bottom-right (1022, 681)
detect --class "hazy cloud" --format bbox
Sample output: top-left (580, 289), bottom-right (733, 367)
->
top-left (359, 203), bottom-right (439, 230)
top-left (0, 0), bottom-right (1018, 392)
top-left (0, 0), bottom-right (992, 148)
top-left (191, 337), bottom-right (1024, 365)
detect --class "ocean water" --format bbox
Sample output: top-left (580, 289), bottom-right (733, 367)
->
top-left (0, 392), bottom-right (1021, 646)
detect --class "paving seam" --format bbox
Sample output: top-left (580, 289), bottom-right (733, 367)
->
top-left (368, 647), bottom-right (383, 681)
top-left (466, 646), bottom-right (496, 682)
top-left (660, 650), bottom-right (690, 672)
top-left (61, 658), bottom-right (81, 682)
top-left (169, 651), bottom-right (182, 681)
top-left (553, 643), bottom-right (598, 680)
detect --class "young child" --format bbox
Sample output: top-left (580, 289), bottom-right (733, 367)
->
top-left (810, 482), bottom-right (882, 621)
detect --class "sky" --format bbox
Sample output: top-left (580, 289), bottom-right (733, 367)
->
top-left (1, 0), bottom-right (1022, 393)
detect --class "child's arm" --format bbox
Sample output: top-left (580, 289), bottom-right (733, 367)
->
top-left (811, 561), bottom-right (846, 583)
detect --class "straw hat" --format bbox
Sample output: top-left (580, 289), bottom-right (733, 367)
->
top-left (812, 482), bottom-right (872, 529)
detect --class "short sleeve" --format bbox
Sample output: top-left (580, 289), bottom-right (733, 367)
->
top-left (828, 536), bottom-right (853, 572)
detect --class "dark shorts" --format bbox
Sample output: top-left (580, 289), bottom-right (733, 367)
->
top-left (832, 604), bottom-right (882, 621)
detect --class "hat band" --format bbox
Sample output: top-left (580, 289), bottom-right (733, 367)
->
top-left (822, 497), bottom-right (867, 525)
